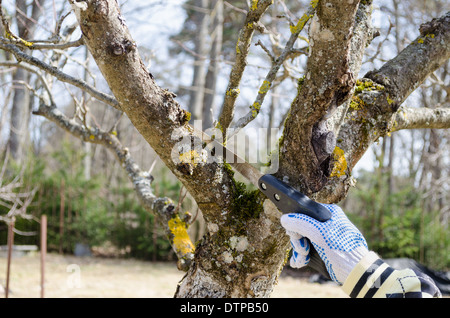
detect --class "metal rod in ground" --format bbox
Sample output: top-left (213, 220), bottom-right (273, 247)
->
top-left (5, 218), bottom-right (15, 298)
top-left (40, 214), bottom-right (47, 298)
top-left (59, 179), bottom-right (65, 254)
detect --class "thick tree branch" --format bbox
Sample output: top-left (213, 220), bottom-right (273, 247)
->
top-left (365, 12), bottom-right (450, 109)
top-left (346, 11), bottom-right (450, 166)
top-left (319, 11), bottom-right (450, 202)
top-left (276, 0), bottom-right (361, 195)
top-left (364, 12), bottom-right (450, 112)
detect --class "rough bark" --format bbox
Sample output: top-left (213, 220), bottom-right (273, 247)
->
top-left (391, 107), bottom-right (450, 131)
top-left (276, 0), bottom-right (362, 195)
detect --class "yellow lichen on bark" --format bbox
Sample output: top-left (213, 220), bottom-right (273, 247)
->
top-left (290, 13), bottom-right (312, 34)
top-left (179, 150), bottom-right (202, 166)
top-left (258, 80), bottom-right (271, 94)
top-left (168, 215), bottom-right (195, 255)
top-left (330, 147), bottom-right (347, 177)
top-left (251, 0), bottom-right (258, 11)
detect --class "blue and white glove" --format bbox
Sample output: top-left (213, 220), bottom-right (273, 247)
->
top-left (280, 204), bottom-right (369, 285)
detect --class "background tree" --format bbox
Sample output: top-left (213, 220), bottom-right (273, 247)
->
top-left (0, 0), bottom-right (448, 297)
top-left (4, 0), bottom-right (46, 164)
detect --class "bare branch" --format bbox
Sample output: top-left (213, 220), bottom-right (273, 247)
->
top-left (68, 0), bottom-right (245, 218)
top-left (217, 0), bottom-right (273, 137)
top-left (33, 101), bottom-right (195, 270)
top-left (24, 36), bottom-right (84, 50)
top-left (231, 4), bottom-right (317, 137)
top-left (0, 150), bottom-right (37, 223)
top-left (0, 39), bottom-right (120, 110)
top-left (365, 12), bottom-right (450, 110)
top-left (343, 11), bottom-right (450, 166)
top-left (0, 21), bottom-right (194, 267)
top-left (255, 39), bottom-right (275, 62)
top-left (66, 1), bottom-right (284, 281)
top-left (392, 106), bottom-right (450, 131)
top-left (1, 0), bottom-right (79, 49)
top-left (0, 61), bottom-right (54, 104)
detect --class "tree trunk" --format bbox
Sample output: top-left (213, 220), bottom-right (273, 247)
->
top-left (189, 0), bottom-right (209, 122)
top-left (62, 0), bottom-right (450, 297)
top-left (71, 0), bottom-right (291, 297)
top-left (7, 0), bottom-right (45, 163)
top-left (175, 200), bottom-right (289, 297)
top-left (201, 0), bottom-right (223, 130)
top-left (8, 67), bottom-right (30, 163)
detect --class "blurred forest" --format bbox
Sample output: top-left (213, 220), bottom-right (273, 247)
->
top-left (0, 0), bottom-right (448, 271)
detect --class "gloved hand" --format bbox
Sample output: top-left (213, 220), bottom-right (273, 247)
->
top-left (280, 204), bottom-right (369, 285)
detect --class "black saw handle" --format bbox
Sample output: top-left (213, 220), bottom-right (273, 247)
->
top-left (258, 174), bottom-right (332, 280)
top-left (258, 174), bottom-right (331, 221)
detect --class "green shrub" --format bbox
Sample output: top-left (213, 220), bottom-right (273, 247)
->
top-left (0, 141), bottom-right (176, 261)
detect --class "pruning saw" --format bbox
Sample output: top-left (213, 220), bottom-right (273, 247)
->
top-left (192, 128), bottom-right (332, 279)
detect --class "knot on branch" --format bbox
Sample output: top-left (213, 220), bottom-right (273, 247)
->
top-left (419, 12), bottom-right (450, 36)
top-left (110, 39), bottom-right (135, 56)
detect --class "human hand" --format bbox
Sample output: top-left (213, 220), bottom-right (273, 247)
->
top-left (281, 204), bottom-right (369, 285)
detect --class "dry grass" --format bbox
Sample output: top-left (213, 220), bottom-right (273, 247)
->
top-left (0, 252), bottom-right (347, 298)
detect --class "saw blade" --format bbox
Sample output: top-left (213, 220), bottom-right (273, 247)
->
top-left (192, 127), bottom-right (264, 187)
